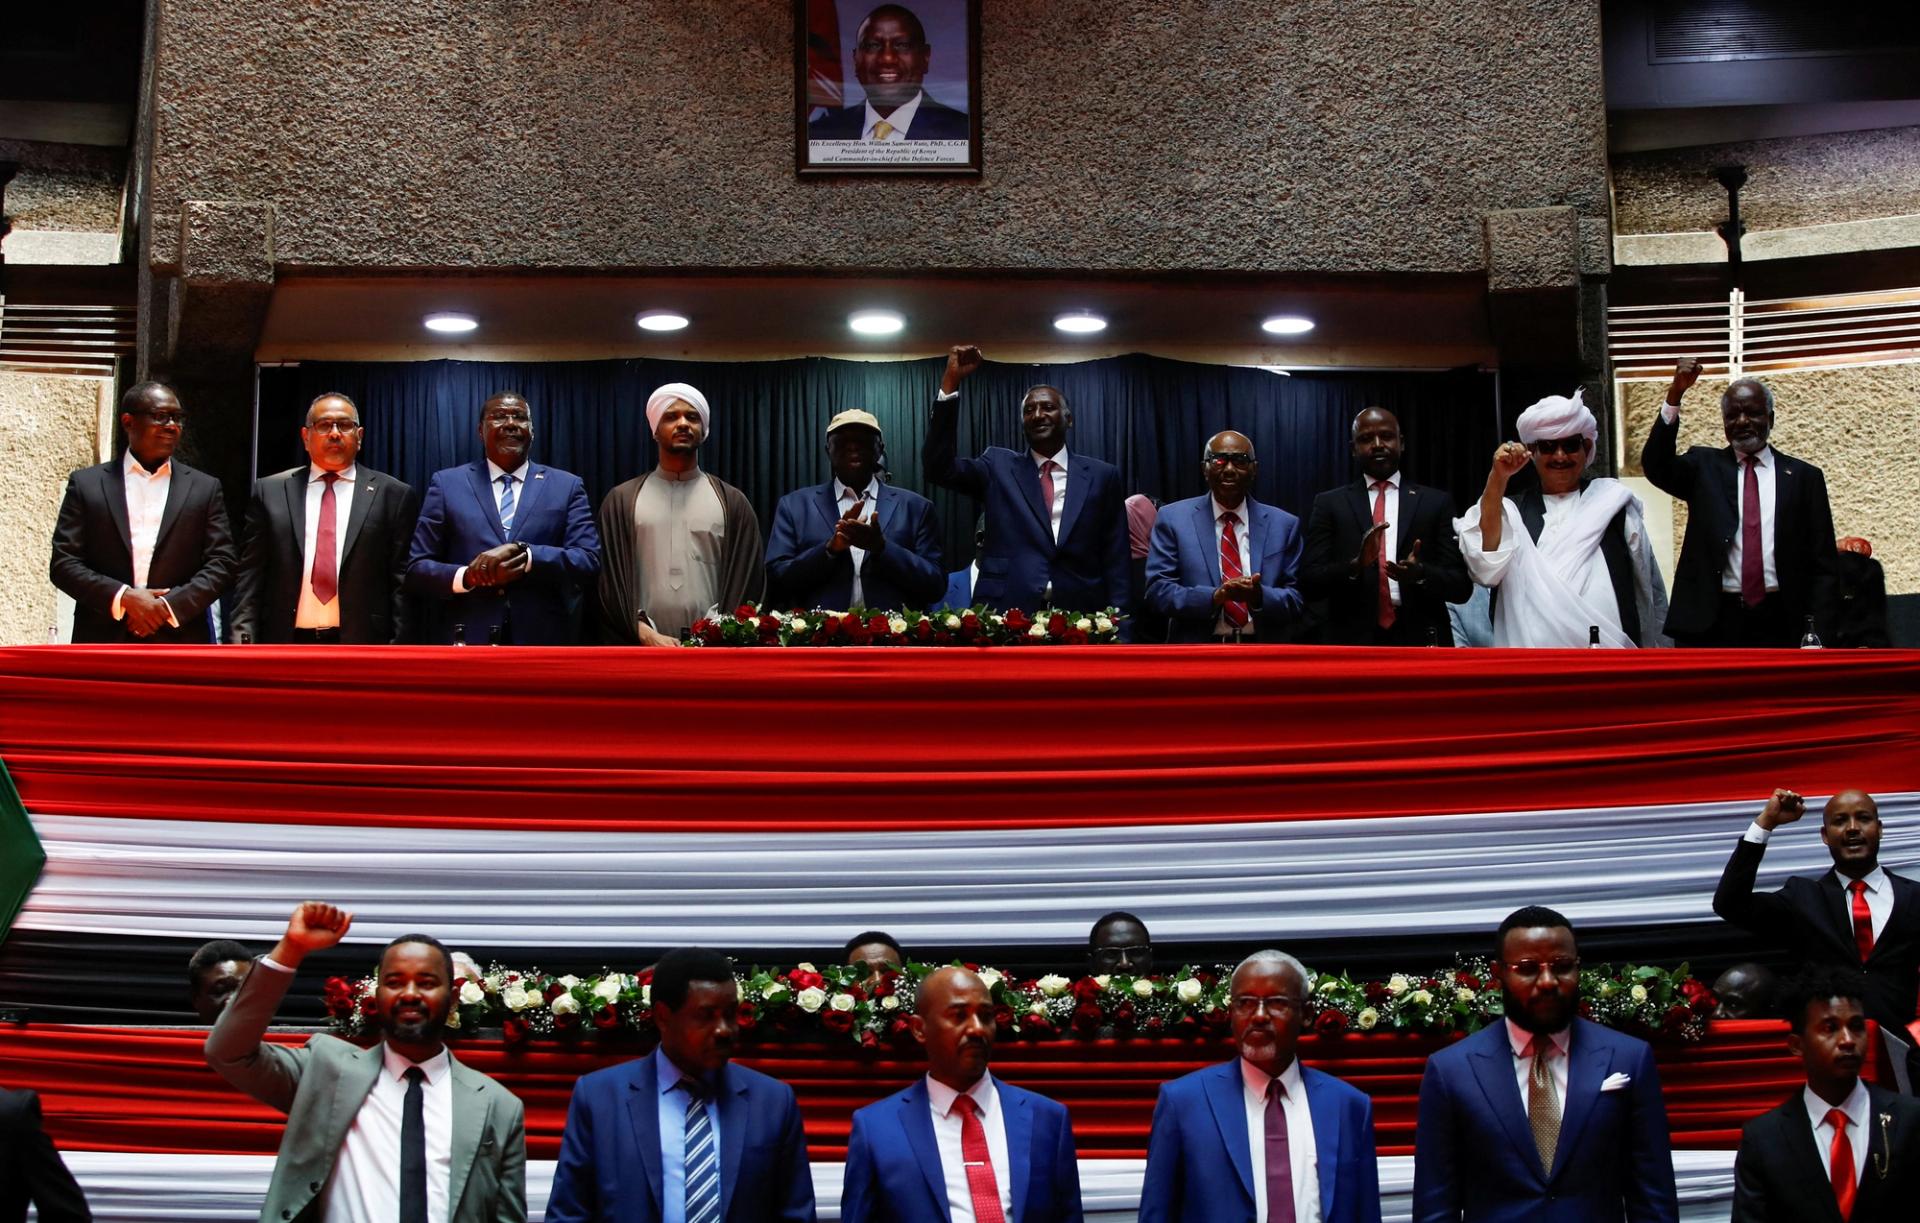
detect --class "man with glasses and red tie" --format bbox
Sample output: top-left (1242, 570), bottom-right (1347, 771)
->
top-left (1642, 358), bottom-right (1837, 647)
top-left (50, 380), bottom-right (236, 643)
top-left (1413, 907), bottom-right (1678, 1223)
top-left (1143, 431), bottom-right (1304, 644)
top-left (1456, 391), bottom-right (1667, 648)
top-left (1138, 950), bottom-right (1381, 1223)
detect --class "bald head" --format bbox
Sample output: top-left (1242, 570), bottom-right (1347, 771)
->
top-left (916, 965), bottom-right (986, 1016)
top-left (1203, 430), bottom-right (1258, 507)
top-left (913, 966), bottom-right (995, 1089)
top-left (1351, 407), bottom-right (1404, 480)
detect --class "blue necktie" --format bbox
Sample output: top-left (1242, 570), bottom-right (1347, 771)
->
top-left (497, 473), bottom-right (517, 536)
top-left (683, 1080), bottom-right (720, 1223)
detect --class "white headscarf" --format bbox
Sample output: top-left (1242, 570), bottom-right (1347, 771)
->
top-left (1515, 388), bottom-right (1598, 468)
top-left (645, 382), bottom-right (711, 435)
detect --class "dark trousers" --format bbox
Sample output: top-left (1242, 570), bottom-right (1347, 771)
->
top-left (1675, 592), bottom-right (1802, 648)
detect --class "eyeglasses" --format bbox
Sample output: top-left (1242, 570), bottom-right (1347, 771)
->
top-left (138, 412), bottom-right (186, 428)
top-left (1502, 958), bottom-right (1581, 980)
top-left (1526, 437), bottom-right (1587, 457)
top-left (1229, 995), bottom-right (1302, 1016)
top-left (307, 421), bottom-right (361, 435)
top-left (1207, 453), bottom-right (1255, 469)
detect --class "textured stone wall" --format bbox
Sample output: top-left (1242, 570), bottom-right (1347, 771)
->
top-left (1619, 363), bottom-right (1920, 596)
top-left (0, 375), bottom-right (105, 645)
top-left (1612, 126), bottom-right (1920, 236)
top-left (144, 0), bottom-right (1610, 276)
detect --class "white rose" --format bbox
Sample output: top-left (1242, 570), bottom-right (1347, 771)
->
top-left (1036, 974), bottom-right (1071, 997)
top-left (829, 992), bottom-right (857, 1013)
top-left (977, 968), bottom-right (1004, 991)
top-left (1093, 975), bottom-right (1112, 990)
top-left (796, 986), bottom-right (827, 1013)
top-left (1131, 978), bottom-right (1155, 998)
top-left (1630, 983), bottom-right (1648, 1003)
top-left (501, 986), bottom-right (530, 1011)
top-left (1029, 1001), bottom-right (1048, 1016)
top-left (945, 614), bottom-right (962, 629)
top-left (1094, 615), bottom-right (1113, 632)
top-left (796, 962), bottom-right (817, 973)
top-left (1456, 987), bottom-right (1476, 1003)
top-left (459, 980), bottom-right (485, 1005)
top-left (1356, 1007), bottom-right (1379, 1030)
top-left (640, 984), bottom-right (651, 1006)
top-left (880, 995), bottom-right (899, 1010)
top-left (1409, 989), bottom-right (1433, 1006)
top-left (1075, 617), bottom-right (1092, 631)
top-left (1317, 977), bottom-right (1340, 994)
top-left (1386, 974), bottom-right (1409, 996)
top-left (593, 980), bottom-right (621, 1002)
top-left (484, 973), bottom-right (503, 990)
top-left (763, 983), bottom-right (790, 1003)
top-left (1175, 978), bottom-right (1203, 1004)
top-left (557, 974), bottom-right (581, 989)
top-left (888, 617), bottom-right (908, 634)
top-left (1029, 622), bottom-right (1048, 638)
top-left (551, 993), bottom-right (580, 1016)
top-left (445, 1007), bottom-right (462, 1029)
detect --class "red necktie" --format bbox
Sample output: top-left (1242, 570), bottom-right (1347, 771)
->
top-left (1372, 480), bottom-right (1395, 630)
top-left (1851, 879), bottom-right (1874, 962)
top-left (1740, 455), bottom-right (1764, 607)
top-left (1265, 1077), bottom-right (1298, 1223)
top-left (1220, 511), bottom-right (1248, 628)
top-left (312, 472), bottom-right (339, 605)
top-left (1827, 1107), bottom-right (1856, 1221)
top-left (1038, 460), bottom-right (1057, 526)
top-left (951, 1094), bottom-right (1006, 1223)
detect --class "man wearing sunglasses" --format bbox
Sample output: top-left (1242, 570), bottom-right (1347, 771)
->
top-left (50, 380), bottom-right (236, 643)
top-left (1456, 390), bottom-right (1668, 648)
top-left (1144, 431), bottom-right (1304, 643)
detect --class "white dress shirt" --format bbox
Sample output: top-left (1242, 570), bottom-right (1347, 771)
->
top-left (865, 92), bottom-right (924, 141)
top-left (1506, 1018), bottom-right (1571, 1116)
top-left (1212, 497), bottom-right (1259, 639)
top-left (111, 450), bottom-right (180, 625)
top-left (835, 478), bottom-right (882, 608)
top-left (1802, 1079), bottom-right (1870, 1187)
top-left (925, 1072), bottom-right (1013, 1223)
top-left (1239, 1057), bottom-right (1321, 1223)
top-left (452, 459), bottom-right (528, 593)
top-left (1368, 470), bottom-right (1403, 605)
top-left (1742, 822), bottom-right (1893, 939)
top-left (296, 464), bottom-right (358, 629)
top-left (1660, 402), bottom-right (1777, 593)
top-left (255, 957), bottom-right (454, 1223)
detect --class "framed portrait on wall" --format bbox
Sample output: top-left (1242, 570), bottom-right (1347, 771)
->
top-left (796, 0), bottom-right (981, 175)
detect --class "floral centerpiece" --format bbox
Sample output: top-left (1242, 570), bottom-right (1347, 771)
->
top-left (685, 604), bottom-right (1123, 647)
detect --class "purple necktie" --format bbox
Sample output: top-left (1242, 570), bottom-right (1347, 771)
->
top-left (1265, 1077), bottom-right (1297, 1223)
top-left (1740, 455), bottom-right (1764, 607)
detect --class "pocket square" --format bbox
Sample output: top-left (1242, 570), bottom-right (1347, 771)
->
top-left (1600, 1073), bottom-right (1632, 1092)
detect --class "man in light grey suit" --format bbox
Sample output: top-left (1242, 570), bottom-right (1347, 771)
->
top-left (206, 902), bottom-right (526, 1222)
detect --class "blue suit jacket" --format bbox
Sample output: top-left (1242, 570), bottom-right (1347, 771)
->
top-left (544, 1055), bottom-right (816, 1223)
top-left (1412, 1019), bottom-right (1678, 1223)
top-left (923, 397), bottom-right (1130, 615)
top-left (808, 93), bottom-right (969, 141)
top-left (1138, 1059), bottom-right (1380, 1223)
top-left (935, 568), bottom-right (973, 612)
top-left (1143, 495), bottom-right (1304, 642)
top-left (840, 1077), bottom-right (1082, 1223)
top-left (404, 460), bottom-right (600, 645)
top-left (764, 481), bottom-right (946, 611)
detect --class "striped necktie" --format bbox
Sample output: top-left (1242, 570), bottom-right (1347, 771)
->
top-left (682, 1080), bottom-right (720, 1223)
top-left (497, 473), bottom-right (517, 536)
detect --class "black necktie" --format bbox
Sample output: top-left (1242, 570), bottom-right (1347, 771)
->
top-left (401, 1065), bottom-right (427, 1223)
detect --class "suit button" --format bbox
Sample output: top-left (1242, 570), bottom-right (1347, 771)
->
top-left (282, 1212), bottom-right (292, 1220)
top-left (310, 1182), bottom-right (320, 1192)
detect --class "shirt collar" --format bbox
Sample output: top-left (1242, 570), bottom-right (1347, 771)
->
top-left (925, 1070), bottom-right (996, 1119)
top-left (655, 1046), bottom-right (721, 1096)
top-left (1367, 470), bottom-right (1402, 492)
top-left (381, 1043), bottom-right (450, 1086)
top-left (1802, 1079), bottom-right (1870, 1132)
top-left (1239, 1055), bottom-right (1304, 1102)
top-left (1834, 865), bottom-right (1890, 894)
top-left (122, 449), bottom-right (172, 481)
top-left (309, 463), bottom-right (357, 484)
top-left (1505, 1018), bottom-right (1571, 1060)
top-left (1739, 446), bottom-right (1775, 469)
top-left (864, 91), bottom-right (925, 138)
top-left (1031, 448), bottom-right (1070, 472)
top-left (834, 477), bottom-right (880, 503)
top-left (486, 458), bottom-right (527, 483)
top-left (1213, 497), bottom-right (1252, 524)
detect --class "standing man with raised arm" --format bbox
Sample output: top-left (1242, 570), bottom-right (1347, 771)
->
top-left (1302, 407), bottom-right (1471, 645)
top-left (50, 380), bottom-right (236, 642)
top-left (1641, 358), bottom-right (1838, 646)
top-left (204, 902), bottom-right (527, 1222)
top-left (923, 346), bottom-right (1129, 616)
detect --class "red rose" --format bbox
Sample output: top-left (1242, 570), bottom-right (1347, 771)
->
top-left (867, 613), bottom-right (889, 633)
top-left (735, 605), bottom-right (757, 620)
top-left (1202, 1008), bottom-right (1230, 1033)
top-left (993, 1004), bottom-right (1015, 1029)
top-left (1065, 629), bottom-right (1089, 644)
top-left (689, 618), bottom-right (712, 636)
top-left (821, 1009), bottom-right (855, 1034)
top-left (788, 969), bottom-right (825, 991)
top-left (701, 623), bottom-right (724, 645)
top-left (1071, 1001), bottom-right (1104, 1032)
top-left (758, 614), bottom-right (781, 632)
top-left (1024, 1012), bottom-right (1055, 1035)
top-left (554, 1009), bottom-right (580, 1031)
top-left (735, 1004), bottom-right (758, 1031)
top-left (821, 615), bottom-right (842, 636)
top-left (913, 620), bottom-right (933, 641)
top-left (860, 1030), bottom-right (880, 1049)
top-left (1363, 981), bottom-right (1389, 1004)
top-left (1071, 977), bottom-right (1104, 1001)
top-left (1314, 1009), bottom-right (1350, 1034)
top-left (502, 1016), bottom-right (530, 1044)
top-left (871, 975), bottom-right (896, 998)
top-left (544, 983), bottom-right (567, 1002)
top-left (889, 1017), bottom-right (913, 1038)
top-left (1144, 1015), bottom-right (1166, 1033)
top-left (960, 613), bottom-right (979, 632)
top-left (1004, 608), bottom-right (1031, 631)
top-left (634, 967), bottom-right (655, 986)
top-left (591, 1005), bottom-right (621, 1030)
top-left (1110, 1003), bottom-right (1137, 1030)
top-left (934, 630), bottom-right (953, 645)
top-left (359, 996), bottom-right (378, 1015)
top-left (1046, 612), bottom-right (1067, 635)
top-left (1454, 971), bottom-right (1479, 988)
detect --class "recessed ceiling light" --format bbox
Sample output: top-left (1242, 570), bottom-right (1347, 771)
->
top-left (1053, 311), bottom-right (1108, 334)
top-left (636, 312), bottom-right (690, 332)
top-left (423, 313), bottom-right (478, 334)
top-left (1261, 315), bottom-right (1315, 336)
top-left (848, 310), bottom-right (905, 336)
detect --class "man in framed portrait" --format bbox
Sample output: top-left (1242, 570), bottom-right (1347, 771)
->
top-left (808, 4), bottom-right (968, 142)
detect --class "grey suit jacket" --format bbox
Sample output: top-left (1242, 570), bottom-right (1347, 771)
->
top-left (205, 958), bottom-right (526, 1223)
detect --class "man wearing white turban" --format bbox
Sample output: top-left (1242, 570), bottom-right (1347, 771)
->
top-left (595, 383), bottom-right (765, 645)
top-left (1455, 389), bottom-right (1668, 648)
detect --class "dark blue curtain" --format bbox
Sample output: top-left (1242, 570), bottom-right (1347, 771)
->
top-left (257, 354), bottom-right (1496, 571)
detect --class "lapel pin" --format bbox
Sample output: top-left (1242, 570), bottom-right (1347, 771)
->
top-left (1876, 1111), bottom-right (1892, 1178)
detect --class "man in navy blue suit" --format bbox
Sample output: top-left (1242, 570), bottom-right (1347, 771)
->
top-left (1144, 431), bottom-right (1304, 642)
top-left (546, 947), bottom-right (816, 1223)
top-left (923, 345), bottom-right (1130, 616)
top-left (766, 409), bottom-right (945, 611)
top-left (842, 966), bottom-right (1082, 1223)
top-left (807, 6), bottom-right (969, 142)
top-left (404, 391), bottom-right (600, 644)
top-left (1413, 906), bottom-right (1678, 1223)
top-left (1139, 950), bottom-right (1380, 1223)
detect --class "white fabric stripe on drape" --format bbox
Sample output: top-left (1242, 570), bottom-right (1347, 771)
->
top-left (21, 794), bottom-right (1918, 947)
top-left (57, 1153), bottom-right (1741, 1223)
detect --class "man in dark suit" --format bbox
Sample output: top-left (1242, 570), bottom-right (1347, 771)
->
top-left (49, 380), bottom-right (236, 643)
top-left (1303, 407), bottom-right (1472, 644)
top-left (1714, 787), bottom-right (1920, 1034)
top-left (546, 947), bottom-right (816, 1222)
top-left (1413, 906), bottom-right (1678, 1222)
top-left (766, 409), bottom-right (945, 611)
top-left (0, 1086), bottom-right (91, 1222)
top-left (1733, 966), bottom-right (1920, 1222)
top-left (230, 393), bottom-right (420, 644)
top-left (405, 391), bottom-right (600, 645)
top-left (1144, 431), bottom-right (1304, 643)
top-left (1641, 358), bottom-right (1837, 646)
top-left (807, 6), bottom-right (968, 142)
top-left (842, 966), bottom-right (1082, 1223)
top-left (1139, 950), bottom-right (1380, 1223)
top-left (924, 345), bottom-right (1129, 615)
